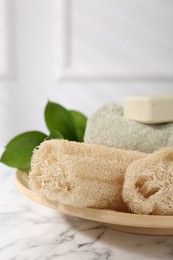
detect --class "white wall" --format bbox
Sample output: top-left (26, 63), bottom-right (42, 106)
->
top-left (0, 0), bottom-right (173, 146)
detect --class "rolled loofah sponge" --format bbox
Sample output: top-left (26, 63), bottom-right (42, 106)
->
top-left (84, 103), bottom-right (173, 153)
top-left (122, 147), bottom-right (173, 215)
top-left (29, 139), bottom-right (145, 211)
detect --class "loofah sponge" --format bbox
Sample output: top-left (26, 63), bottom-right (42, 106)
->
top-left (84, 103), bottom-right (173, 153)
top-left (29, 139), bottom-right (145, 212)
top-left (122, 147), bottom-right (173, 215)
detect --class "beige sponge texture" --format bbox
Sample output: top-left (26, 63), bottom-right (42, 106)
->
top-left (84, 103), bottom-right (173, 153)
top-left (122, 147), bottom-right (173, 215)
top-left (29, 139), bottom-right (145, 211)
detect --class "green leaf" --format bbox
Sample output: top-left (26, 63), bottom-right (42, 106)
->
top-left (45, 101), bottom-right (77, 141)
top-left (0, 131), bottom-right (47, 169)
top-left (69, 110), bottom-right (87, 142)
top-left (49, 129), bottom-right (64, 139)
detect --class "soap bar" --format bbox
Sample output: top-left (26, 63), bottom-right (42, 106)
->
top-left (123, 96), bottom-right (173, 124)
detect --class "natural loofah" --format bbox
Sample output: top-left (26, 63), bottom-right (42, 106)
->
top-left (29, 139), bottom-right (145, 212)
top-left (122, 147), bottom-right (173, 215)
top-left (84, 103), bottom-right (173, 153)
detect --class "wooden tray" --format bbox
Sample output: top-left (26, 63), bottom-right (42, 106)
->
top-left (15, 170), bottom-right (173, 236)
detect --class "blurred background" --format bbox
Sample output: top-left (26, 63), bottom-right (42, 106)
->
top-left (0, 0), bottom-right (173, 147)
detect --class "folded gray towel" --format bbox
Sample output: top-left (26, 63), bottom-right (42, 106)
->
top-left (84, 103), bottom-right (173, 153)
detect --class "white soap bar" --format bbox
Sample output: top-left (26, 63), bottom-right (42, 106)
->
top-left (123, 96), bottom-right (173, 124)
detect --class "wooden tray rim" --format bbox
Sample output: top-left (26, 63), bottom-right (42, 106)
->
top-left (15, 170), bottom-right (173, 230)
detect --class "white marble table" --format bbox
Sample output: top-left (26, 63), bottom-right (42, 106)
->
top-left (0, 164), bottom-right (173, 260)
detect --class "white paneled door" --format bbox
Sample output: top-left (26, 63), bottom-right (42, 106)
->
top-left (0, 0), bottom-right (173, 146)
top-left (55, 0), bottom-right (173, 80)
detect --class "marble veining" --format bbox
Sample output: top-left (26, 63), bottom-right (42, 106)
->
top-left (0, 164), bottom-right (173, 260)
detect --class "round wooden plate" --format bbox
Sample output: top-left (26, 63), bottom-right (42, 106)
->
top-left (15, 170), bottom-right (173, 236)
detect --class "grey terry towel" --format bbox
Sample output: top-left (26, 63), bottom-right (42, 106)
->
top-left (84, 103), bottom-right (173, 153)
